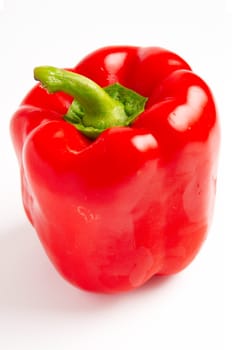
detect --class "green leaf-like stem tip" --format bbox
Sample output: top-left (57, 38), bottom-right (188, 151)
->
top-left (34, 66), bottom-right (147, 139)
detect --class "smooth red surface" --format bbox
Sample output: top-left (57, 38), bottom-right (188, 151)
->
top-left (10, 46), bottom-right (220, 293)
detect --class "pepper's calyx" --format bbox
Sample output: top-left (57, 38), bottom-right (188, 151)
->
top-left (34, 66), bottom-right (147, 139)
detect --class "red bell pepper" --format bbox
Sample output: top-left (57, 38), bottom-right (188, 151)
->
top-left (10, 46), bottom-right (220, 293)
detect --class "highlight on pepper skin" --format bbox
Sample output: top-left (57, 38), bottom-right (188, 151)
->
top-left (10, 46), bottom-right (220, 293)
top-left (168, 86), bottom-right (208, 132)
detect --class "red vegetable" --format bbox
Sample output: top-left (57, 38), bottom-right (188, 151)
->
top-left (10, 46), bottom-right (220, 293)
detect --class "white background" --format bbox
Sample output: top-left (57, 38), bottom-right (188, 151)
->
top-left (0, 1), bottom-right (232, 349)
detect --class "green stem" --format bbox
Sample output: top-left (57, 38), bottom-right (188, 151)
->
top-left (34, 66), bottom-right (147, 139)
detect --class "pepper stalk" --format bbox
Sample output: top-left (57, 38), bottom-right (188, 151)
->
top-left (34, 66), bottom-right (147, 139)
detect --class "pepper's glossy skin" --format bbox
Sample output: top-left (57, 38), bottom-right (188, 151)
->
top-left (10, 47), bottom-right (220, 293)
